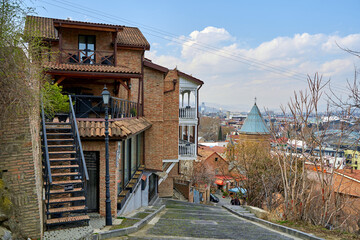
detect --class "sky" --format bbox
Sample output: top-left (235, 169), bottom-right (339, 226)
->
top-left (24, 0), bottom-right (360, 112)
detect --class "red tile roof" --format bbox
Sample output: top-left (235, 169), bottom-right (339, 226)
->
top-left (25, 15), bottom-right (150, 50)
top-left (77, 117), bottom-right (151, 138)
top-left (44, 63), bottom-right (140, 74)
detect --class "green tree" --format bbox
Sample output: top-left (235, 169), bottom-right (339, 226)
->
top-left (0, 0), bottom-right (42, 121)
top-left (217, 126), bottom-right (223, 141)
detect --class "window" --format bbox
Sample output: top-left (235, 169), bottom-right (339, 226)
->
top-left (79, 35), bottom-right (95, 64)
top-left (215, 157), bottom-right (218, 162)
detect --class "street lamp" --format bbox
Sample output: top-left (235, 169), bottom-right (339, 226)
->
top-left (102, 85), bottom-right (112, 226)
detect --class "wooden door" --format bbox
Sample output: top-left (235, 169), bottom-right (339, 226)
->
top-left (84, 151), bottom-right (99, 212)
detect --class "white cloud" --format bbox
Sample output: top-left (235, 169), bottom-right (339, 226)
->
top-left (145, 28), bottom-right (360, 111)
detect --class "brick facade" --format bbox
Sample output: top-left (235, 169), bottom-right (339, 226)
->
top-left (0, 114), bottom-right (43, 238)
top-left (81, 140), bottom-right (119, 216)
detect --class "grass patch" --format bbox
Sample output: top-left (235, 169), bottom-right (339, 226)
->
top-left (133, 212), bottom-right (150, 219)
top-left (273, 220), bottom-right (360, 240)
top-left (110, 219), bottom-right (139, 230)
top-left (117, 216), bottom-right (126, 219)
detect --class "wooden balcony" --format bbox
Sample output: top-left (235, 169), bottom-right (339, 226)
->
top-left (55, 49), bottom-right (115, 66)
top-left (71, 95), bottom-right (141, 119)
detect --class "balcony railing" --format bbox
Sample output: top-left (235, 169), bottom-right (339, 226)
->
top-left (55, 49), bottom-right (115, 66)
top-left (179, 107), bottom-right (196, 119)
top-left (71, 95), bottom-right (141, 119)
top-left (179, 139), bottom-right (196, 158)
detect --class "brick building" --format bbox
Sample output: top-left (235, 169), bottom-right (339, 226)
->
top-left (24, 15), bottom-right (203, 230)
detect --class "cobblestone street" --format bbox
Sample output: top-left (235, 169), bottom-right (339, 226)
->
top-left (114, 200), bottom-right (300, 240)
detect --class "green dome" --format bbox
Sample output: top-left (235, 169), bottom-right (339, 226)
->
top-left (239, 103), bottom-right (269, 134)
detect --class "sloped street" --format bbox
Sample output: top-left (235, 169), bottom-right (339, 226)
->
top-left (115, 200), bottom-right (300, 240)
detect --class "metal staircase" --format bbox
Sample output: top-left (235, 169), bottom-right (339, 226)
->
top-left (41, 97), bottom-right (89, 228)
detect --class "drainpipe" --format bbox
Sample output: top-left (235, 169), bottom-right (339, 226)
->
top-left (164, 79), bottom-right (177, 94)
top-left (140, 50), bottom-right (144, 117)
top-left (196, 84), bottom-right (203, 156)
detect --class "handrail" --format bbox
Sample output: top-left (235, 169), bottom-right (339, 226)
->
top-left (41, 96), bottom-right (52, 183)
top-left (69, 95), bottom-right (89, 181)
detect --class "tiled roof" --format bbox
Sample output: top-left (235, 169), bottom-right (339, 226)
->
top-left (25, 15), bottom-right (57, 40)
top-left (197, 146), bottom-right (215, 161)
top-left (197, 145), bottom-right (227, 162)
top-left (117, 27), bottom-right (150, 50)
top-left (239, 103), bottom-right (270, 135)
top-left (77, 117), bottom-right (151, 138)
top-left (25, 16), bottom-right (150, 49)
top-left (44, 63), bottom-right (140, 74)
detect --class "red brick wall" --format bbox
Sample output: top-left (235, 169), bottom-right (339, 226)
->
top-left (163, 69), bottom-right (179, 160)
top-left (143, 67), bottom-right (165, 171)
top-left (46, 28), bottom-right (143, 73)
top-left (0, 116), bottom-right (43, 238)
top-left (201, 153), bottom-right (230, 176)
top-left (117, 49), bottom-right (142, 73)
top-left (81, 140), bottom-right (119, 216)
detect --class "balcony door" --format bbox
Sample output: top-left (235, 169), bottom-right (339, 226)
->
top-left (79, 35), bottom-right (95, 64)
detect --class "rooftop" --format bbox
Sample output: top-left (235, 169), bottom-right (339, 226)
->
top-left (239, 103), bottom-right (270, 135)
top-left (25, 15), bottom-right (150, 50)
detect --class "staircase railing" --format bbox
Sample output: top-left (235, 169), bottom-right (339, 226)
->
top-left (69, 96), bottom-right (89, 183)
top-left (41, 97), bottom-right (52, 216)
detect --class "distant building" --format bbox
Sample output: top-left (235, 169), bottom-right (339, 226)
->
top-left (237, 102), bottom-right (270, 144)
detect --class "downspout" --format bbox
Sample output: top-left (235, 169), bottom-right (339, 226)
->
top-left (164, 79), bottom-right (177, 94)
top-left (196, 84), bottom-right (203, 156)
top-left (140, 50), bottom-right (144, 117)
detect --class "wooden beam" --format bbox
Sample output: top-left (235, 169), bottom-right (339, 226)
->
top-left (46, 70), bottom-right (142, 79)
top-left (55, 76), bottom-right (66, 85)
top-left (54, 22), bottom-right (120, 32)
top-left (117, 79), bottom-right (129, 91)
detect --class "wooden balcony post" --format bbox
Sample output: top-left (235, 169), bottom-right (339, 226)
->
top-left (59, 25), bottom-right (62, 63)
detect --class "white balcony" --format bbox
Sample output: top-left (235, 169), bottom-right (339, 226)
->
top-left (179, 107), bottom-right (196, 119)
top-left (179, 140), bottom-right (196, 159)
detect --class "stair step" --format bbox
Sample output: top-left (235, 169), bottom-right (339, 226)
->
top-left (49, 151), bottom-right (76, 155)
top-left (46, 126), bottom-right (71, 130)
top-left (48, 139), bottom-right (74, 142)
top-left (119, 190), bottom-right (129, 197)
top-left (48, 145), bottom-right (75, 148)
top-left (48, 205), bottom-right (87, 214)
top-left (50, 165), bottom-right (79, 169)
top-left (46, 122), bottom-right (71, 125)
top-left (46, 133), bottom-right (73, 136)
top-left (50, 180), bottom-right (82, 185)
top-left (50, 158), bottom-right (77, 162)
top-left (51, 172), bottom-right (80, 177)
top-left (46, 196), bottom-right (85, 204)
top-left (50, 188), bottom-right (83, 194)
top-left (46, 215), bottom-right (89, 225)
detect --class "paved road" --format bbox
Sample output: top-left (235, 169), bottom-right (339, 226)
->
top-left (115, 200), bottom-right (300, 240)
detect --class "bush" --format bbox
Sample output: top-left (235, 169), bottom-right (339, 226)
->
top-left (41, 82), bottom-right (70, 118)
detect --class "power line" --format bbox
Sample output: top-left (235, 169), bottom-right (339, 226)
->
top-left (38, 0), bottom-right (351, 94)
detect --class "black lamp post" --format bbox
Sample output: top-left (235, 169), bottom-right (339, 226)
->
top-left (102, 85), bottom-right (112, 226)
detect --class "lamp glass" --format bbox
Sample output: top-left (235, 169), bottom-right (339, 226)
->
top-left (102, 86), bottom-right (110, 105)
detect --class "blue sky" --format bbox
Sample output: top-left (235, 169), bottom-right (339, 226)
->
top-left (25, 0), bottom-right (360, 111)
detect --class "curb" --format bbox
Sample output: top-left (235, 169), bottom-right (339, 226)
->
top-left (92, 205), bottom-right (165, 240)
top-left (222, 205), bottom-right (324, 240)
